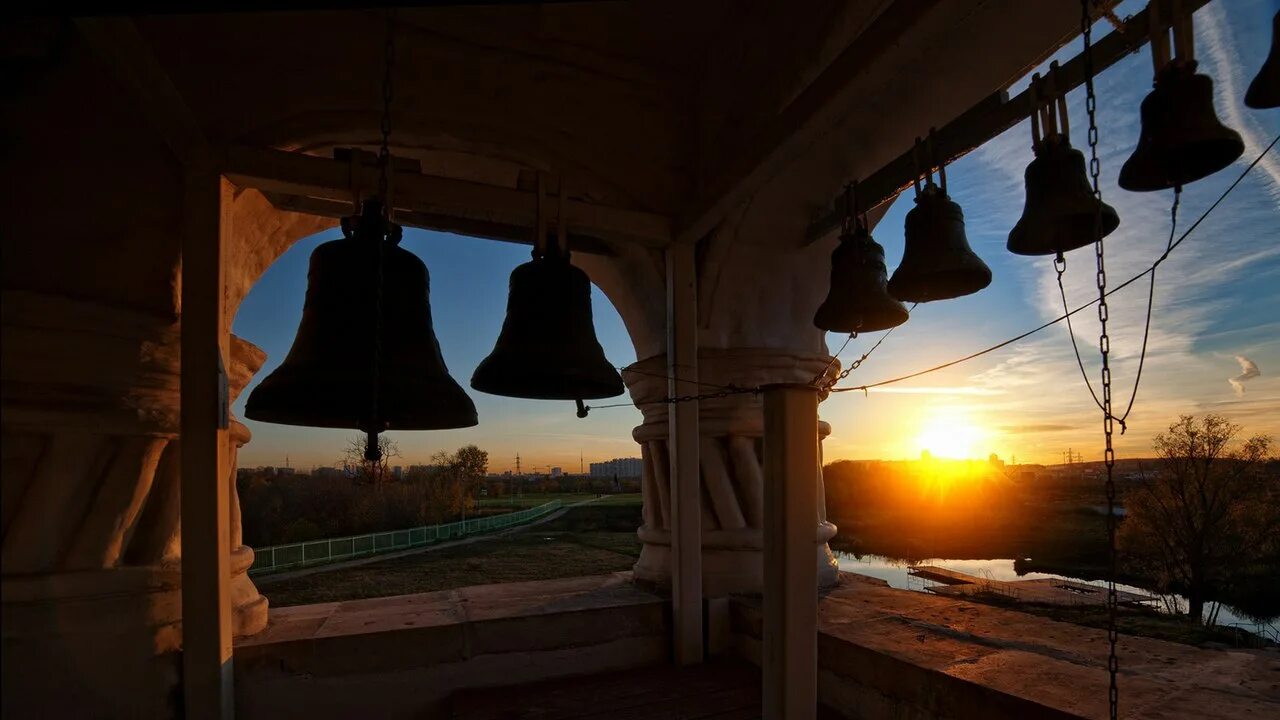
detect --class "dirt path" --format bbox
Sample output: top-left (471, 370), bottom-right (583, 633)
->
top-left (254, 496), bottom-right (604, 586)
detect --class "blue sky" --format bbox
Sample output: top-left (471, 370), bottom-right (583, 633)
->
top-left (236, 0), bottom-right (1279, 471)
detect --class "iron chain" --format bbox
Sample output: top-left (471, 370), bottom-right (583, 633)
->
top-left (378, 10), bottom-right (394, 204)
top-left (364, 10), bottom-right (396, 461)
top-left (1081, 2), bottom-right (1120, 718)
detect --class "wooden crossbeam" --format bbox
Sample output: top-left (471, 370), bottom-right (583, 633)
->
top-left (261, 191), bottom-right (620, 256)
top-left (803, 0), bottom-right (1211, 244)
top-left (224, 145), bottom-right (671, 249)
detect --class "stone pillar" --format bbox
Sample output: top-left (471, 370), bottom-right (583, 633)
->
top-left (0, 291), bottom-right (268, 717)
top-left (625, 348), bottom-right (839, 596)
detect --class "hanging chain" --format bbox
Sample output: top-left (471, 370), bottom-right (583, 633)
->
top-left (1081, 2), bottom-right (1119, 718)
top-left (377, 9), bottom-right (394, 205)
top-left (365, 10), bottom-right (396, 463)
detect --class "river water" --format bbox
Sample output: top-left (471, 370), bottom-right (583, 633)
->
top-left (835, 553), bottom-right (1272, 638)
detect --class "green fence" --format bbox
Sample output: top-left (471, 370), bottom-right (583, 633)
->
top-left (248, 500), bottom-right (562, 576)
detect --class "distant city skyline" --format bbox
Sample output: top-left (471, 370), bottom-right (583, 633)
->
top-left (234, 0), bottom-right (1279, 470)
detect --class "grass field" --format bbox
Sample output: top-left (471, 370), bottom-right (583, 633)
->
top-left (262, 501), bottom-right (644, 607)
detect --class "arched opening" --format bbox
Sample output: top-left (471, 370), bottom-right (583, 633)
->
top-left (229, 219), bottom-right (649, 608)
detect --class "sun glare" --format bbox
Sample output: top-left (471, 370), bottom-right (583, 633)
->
top-left (915, 411), bottom-right (987, 460)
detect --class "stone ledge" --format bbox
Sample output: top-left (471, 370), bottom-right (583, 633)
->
top-left (235, 572), bottom-right (669, 719)
top-left (730, 572), bottom-right (1280, 720)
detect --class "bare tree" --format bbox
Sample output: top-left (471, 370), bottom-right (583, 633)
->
top-left (1120, 414), bottom-right (1273, 624)
top-left (340, 434), bottom-right (401, 486)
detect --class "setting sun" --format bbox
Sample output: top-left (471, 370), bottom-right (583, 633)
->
top-left (915, 410), bottom-right (988, 460)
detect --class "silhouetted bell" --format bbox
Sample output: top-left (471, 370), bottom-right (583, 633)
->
top-left (1119, 62), bottom-right (1244, 192)
top-left (888, 183), bottom-right (991, 303)
top-left (245, 201), bottom-right (478, 431)
top-left (814, 225), bottom-right (909, 333)
top-left (472, 245), bottom-right (624, 400)
top-left (1008, 138), bottom-right (1120, 256)
top-left (1245, 12), bottom-right (1280, 109)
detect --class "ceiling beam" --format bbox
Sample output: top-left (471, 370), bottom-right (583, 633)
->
top-left (673, 0), bottom-right (944, 245)
top-left (802, 0), bottom-right (1210, 245)
top-left (224, 145), bottom-right (671, 249)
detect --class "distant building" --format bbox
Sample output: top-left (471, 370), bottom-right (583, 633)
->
top-left (550, 467), bottom-right (563, 477)
top-left (276, 466), bottom-right (296, 476)
top-left (392, 465), bottom-right (403, 479)
top-left (589, 457), bottom-right (643, 479)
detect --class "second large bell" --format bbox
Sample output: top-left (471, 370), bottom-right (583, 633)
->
top-left (245, 212), bottom-right (478, 430)
top-left (472, 249), bottom-right (624, 400)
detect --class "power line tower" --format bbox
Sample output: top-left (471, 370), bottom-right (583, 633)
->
top-left (580, 451), bottom-right (584, 475)
top-left (515, 453), bottom-right (522, 475)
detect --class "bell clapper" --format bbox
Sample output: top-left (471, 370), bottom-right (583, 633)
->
top-left (576, 399), bottom-right (589, 418)
top-left (363, 429), bottom-right (382, 463)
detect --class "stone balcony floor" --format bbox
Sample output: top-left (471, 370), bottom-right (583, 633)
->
top-left (235, 572), bottom-right (1280, 719)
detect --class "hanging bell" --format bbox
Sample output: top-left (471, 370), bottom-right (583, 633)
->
top-left (471, 241), bottom-right (624, 400)
top-left (245, 200), bottom-right (478, 431)
top-left (1009, 138), bottom-right (1120, 256)
top-left (1246, 12), bottom-right (1280, 109)
top-left (1119, 62), bottom-right (1245, 192)
top-left (888, 182), bottom-right (991, 303)
top-left (814, 224), bottom-right (909, 333)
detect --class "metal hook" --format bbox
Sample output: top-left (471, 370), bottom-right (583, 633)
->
top-left (912, 138), bottom-right (925, 196)
top-left (534, 172), bottom-right (547, 258)
top-left (928, 128), bottom-right (946, 194)
top-left (557, 176), bottom-right (569, 257)
top-left (1029, 72), bottom-right (1043, 149)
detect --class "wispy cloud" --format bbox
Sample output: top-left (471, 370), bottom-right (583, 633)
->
top-left (1229, 355), bottom-right (1262, 395)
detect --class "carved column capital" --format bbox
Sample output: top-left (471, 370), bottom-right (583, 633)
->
top-left (623, 347), bottom-right (840, 596)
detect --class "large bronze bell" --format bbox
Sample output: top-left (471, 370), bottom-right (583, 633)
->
top-left (814, 223), bottom-right (909, 333)
top-left (1119, 61), bottom-right (1244, 191)
top-left (1008, 138), bottom-right (1120, 256)
top-left (245, 201), bottom-right (478, 431)
top-left (888, 182), bottom-right (992, 303)
top-left (1246, 12), bottom-right (1280, 109)
top-left (471, 243), bottom-right (624, 400)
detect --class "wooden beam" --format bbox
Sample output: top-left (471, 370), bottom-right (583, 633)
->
top-left (666, 241), bottom-right (702, 666)
top-left (180, 174), bottom-right (234, 720)
top-left (260, 192), bottom-right (619, 257)
top-left (803, 0), bottom-right (1210, 244)
top-left (674, 0), bottom-right (944, 245)
top-left (761, 384), bottom-right (820, 720)
top-left (224, 145), bottom-right (671, 249)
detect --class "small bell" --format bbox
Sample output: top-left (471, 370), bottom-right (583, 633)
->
top-left (888, 181), bottom-right (991, 303)
top-left (1009, 138), bottom-right (1120, 256)
top-left (1246, 12), bottom-right (1280, 109)
top-left (814, 223), bottom-right (909, 333)
top-left (245, 200), bottom-right (478, 431)
top-left (472, 240), bottom-right (624, 400)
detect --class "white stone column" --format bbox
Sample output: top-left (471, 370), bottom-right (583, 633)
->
top-left (0, 291), bottom-right (268, 716)
top-left (624, 348), bottom-right (839, 596)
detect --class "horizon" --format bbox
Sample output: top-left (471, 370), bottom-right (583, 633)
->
top-left (233, 0), bottom-right (1279, 474)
